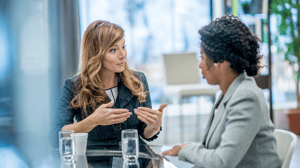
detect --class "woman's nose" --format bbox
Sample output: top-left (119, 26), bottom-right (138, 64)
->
top-left (119, 49), bottom-right (126, 59)
top-left (198, 61), bottom-right (202, 69)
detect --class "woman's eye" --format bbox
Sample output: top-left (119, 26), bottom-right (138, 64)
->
top-left (110, 49), bottom-right (116, 52)
top-left (122, 45), bottom-right (126, 49)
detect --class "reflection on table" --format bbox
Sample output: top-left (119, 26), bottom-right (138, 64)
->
top-left (52, 143), bottom-right (194, 168)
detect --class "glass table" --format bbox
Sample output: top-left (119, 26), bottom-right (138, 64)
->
top-left (50, 143), bottom-right (194, 168)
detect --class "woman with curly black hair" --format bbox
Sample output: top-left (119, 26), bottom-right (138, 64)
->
top-left (163, 15), bottom-right (282, 168)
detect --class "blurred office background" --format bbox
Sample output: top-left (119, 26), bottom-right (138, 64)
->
top-left (0, 0), bottom-right (299, 167)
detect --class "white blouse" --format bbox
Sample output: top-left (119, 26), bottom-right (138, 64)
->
top-left (105, 87), bottom-right (118, 103)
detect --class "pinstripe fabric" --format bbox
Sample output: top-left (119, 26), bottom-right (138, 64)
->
top-left (49, 71), bottom-right (160, 148)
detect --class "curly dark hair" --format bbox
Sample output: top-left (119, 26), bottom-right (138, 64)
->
top-left (198, 15), bottom-right (262, 76)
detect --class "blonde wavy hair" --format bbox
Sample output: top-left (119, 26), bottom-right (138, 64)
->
top-left (70, 20), bottom-right (147, 117)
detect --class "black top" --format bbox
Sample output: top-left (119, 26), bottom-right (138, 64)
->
top-left (49, 71), bottom-right (161, 148)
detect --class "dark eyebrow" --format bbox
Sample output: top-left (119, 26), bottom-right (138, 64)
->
top-left (107, 46), bottom-right (116, 49)
top-left (110, 41), bottom-right (125, 47)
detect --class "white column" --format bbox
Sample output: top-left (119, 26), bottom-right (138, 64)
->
top-left (212, 0), bottom-right (225, 20)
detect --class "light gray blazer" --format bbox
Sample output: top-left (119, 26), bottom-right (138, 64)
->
top-left (178, 73), bottom-right (282, 168)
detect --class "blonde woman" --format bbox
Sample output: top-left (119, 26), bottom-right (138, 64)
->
top-left (50, 20), bottom-right (167, 147)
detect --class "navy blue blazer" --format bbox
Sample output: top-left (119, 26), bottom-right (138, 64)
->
top-left (49, 71), bottom-right (160, 148)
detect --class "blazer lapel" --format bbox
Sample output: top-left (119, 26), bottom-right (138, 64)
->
top-left (107, 97), bottom-right (118, 109)
top-left (117, 81), bottom-right (134, 108)
top-left (202, 92), bottom-right (223, 145)
top-left (205, 101), bottom-right (225, 147)
top-left (204, 73), bottom-right (247, 147)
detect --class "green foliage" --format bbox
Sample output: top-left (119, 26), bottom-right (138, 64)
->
top-left (271, 0), bottom-right (299, 64)
top-left (241, 2), bottom-right (250, 8)
top-left (271, 0), bottom-right (300, 106)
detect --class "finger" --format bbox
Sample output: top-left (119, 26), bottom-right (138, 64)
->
top-left (100, 101), bottom-right (114, 108)
top-left (135, 110), bottom-right (156, 123)
top-left (111, 117), bottom-right (128, 124)
top-left (181, 143), bottom-right (189, 148)
top-left (136, 114), bottom-right (152, 125)
top-left (162, 145), bottom-right (179, 156)
top-left (110, 113), bottom-right (131, 124)
top-left (136, 115), bottom-right (151, 125)
top-left (161, 149), bottom-right (172, 155)
top-left (109, 109), bottom-right (129, 114)
top-left (111, 112), bottom-right (131, 120)
top-left (158, 103), bottom-right (168, 112)
top-left (135, 109), bottom-right (158, 120)
top-left (137, 107), bottom-right (161, 116)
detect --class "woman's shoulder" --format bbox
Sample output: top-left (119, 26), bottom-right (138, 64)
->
top-left (64, 75), bottom-right (80, 91)
top-left (66, 75), bottom-right (79, 82)
top-left (232, 77), bottom-right (266, 106)
top-left (131, 70), bottom-right (147, 81)
top-left (237, 77), bottom-right (262, 94)
top-left (132, 70), bottom-right (145, 77)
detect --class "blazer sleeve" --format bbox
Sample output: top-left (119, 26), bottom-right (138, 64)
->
top-left (49, 79), bottom-right (77, 148)
top-left (136, 72), bottom-right (162, 141)
top-left (178, 90), bottom-right (261, 168)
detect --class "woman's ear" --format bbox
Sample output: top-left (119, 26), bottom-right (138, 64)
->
top-left (214, 62), bottom-right (220, 66)
top-left (213, 62), bottom-right (222, 68)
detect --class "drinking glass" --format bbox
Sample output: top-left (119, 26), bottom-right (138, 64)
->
top-left (121, 129), bottom-right (139, 161)
top-left (59, 130), bottom-right (76, 163)
top-left (123, 159), bottom-right (140, 168)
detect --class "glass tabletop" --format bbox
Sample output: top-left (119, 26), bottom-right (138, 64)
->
top-left (50, 143), bottom-right (194, 168)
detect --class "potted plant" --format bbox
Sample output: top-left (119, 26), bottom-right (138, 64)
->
top-left (241, 2), bottom-right (250, 14)
top-left (271, 1), bottom-right (300, 134)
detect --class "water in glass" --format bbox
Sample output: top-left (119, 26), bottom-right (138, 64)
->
top-left (60, 137), bottom-right (75, 161)
top-left (59, 130), bottom-right (76, 163)
top-left (122, 129), bottom-right (139, 161)
top-left (122, 137), bottom-right (138, 160)
top-left (123, 159), bottom-right (140, 168)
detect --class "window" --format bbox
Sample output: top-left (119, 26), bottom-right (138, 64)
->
top-left (78, 0), bottom-right (211, 105)
top-left (0, 2), bottom-right (13, 127)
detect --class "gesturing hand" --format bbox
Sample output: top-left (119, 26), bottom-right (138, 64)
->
top-left (90, 101), bottom-right (132, 126)
top-left (162, 143), bottom-right (189, 156)
top-left (134, 103), bottom-right (168, 130)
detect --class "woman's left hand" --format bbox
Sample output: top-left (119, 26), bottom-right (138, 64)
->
top-left (134, 103), bottom-right (168, 130)
top-left (162, 143), bottom-right (189, 156)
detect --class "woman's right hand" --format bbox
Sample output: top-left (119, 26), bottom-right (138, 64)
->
top-left (89, 101), bottom-right (132, 126)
